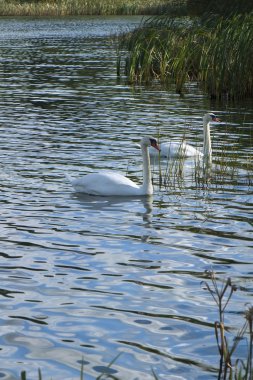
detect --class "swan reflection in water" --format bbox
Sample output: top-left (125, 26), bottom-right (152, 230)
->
top-left (73, 193), bottom-right (154, 228)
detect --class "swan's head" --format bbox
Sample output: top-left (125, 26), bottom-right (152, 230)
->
top-left (204, 112), bottom-right (221, 124)
top-left (141, 136), bottom-right (160, 151)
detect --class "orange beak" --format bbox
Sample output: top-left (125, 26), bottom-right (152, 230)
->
top-left (151, 140), bottom-right (160, 151)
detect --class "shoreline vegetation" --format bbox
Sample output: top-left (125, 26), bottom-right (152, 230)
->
top-left (0, 0), bottom-right (173, 16)
top-left (1, 0), bottom-right (252, 99)
top-left (116, 0), bottom-right (253, 99)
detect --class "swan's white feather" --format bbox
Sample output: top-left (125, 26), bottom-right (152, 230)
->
top-left (149, 141), bottom-right (203, 158)
top-left (72, 171), bottom-right (143, 196)
top-left (149, 112), bottom-right (220, 159)
top-left (70, 136), bottom-right (159, 197)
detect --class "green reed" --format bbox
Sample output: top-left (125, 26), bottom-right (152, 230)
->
top-left (202, 271), bottom-right (253, 380)
top-left (159, 140), bottom-right (189, 189)
top-left (117, 12), bottom-right (253, 98)
top-left (0, 0), bottom-right (171, 16)
top-left (150, 139), bottom-right (253, 192)
top-left (199, 14), bottom-right (253, 99)
top-left (155, 152), bottom-right (253, 192)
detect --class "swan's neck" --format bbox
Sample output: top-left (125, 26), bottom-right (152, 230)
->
top-left (141, 144), bottom-right (153, 195)
top-left (203, 121), bottom-right (212, 158)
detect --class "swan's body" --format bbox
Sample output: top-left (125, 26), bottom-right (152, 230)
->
top-left (72, 171), bottom-right (141, 196)
top-left (157, 141), bottom-right (203, 158)
top-left (71, 136), bottom-right (160, 196)
top-left (150, 113), bottom-right (220, 159)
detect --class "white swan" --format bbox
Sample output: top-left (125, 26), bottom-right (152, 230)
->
top-left (71, 136), bottom-right (160, 196)
top-left (150, 113), bottom-right (220, 159)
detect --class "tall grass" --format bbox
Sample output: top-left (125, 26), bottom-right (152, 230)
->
top-left (199, 14), bottom-right (253, 99)
top-left (149, 142), bottom-right (253, 192)
top-left (153, 150), bottom-right (253, 192)
top-left (202, 271), bottom-right (253, 380)
top-left (0, 0), bottom-right (174, 16)
top-left (117, 12), bottom-right (253, 98)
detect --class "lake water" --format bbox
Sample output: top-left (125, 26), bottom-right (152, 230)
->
top-left (0, 16), bottom-right (252, 380)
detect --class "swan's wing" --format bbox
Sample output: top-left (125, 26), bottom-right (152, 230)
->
top-left (71, 171), bottom-right (141, 196)
top-left (149, 142), bottom-right (183, 157)
top-left (150, 142), bottom-right (203, 158)
top-left (181, 143), bottom-right (203, 157)
top-left (183, 144), bottom-right (203, 157)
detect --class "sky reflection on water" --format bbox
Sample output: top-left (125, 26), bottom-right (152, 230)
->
top-left (0, 15), bottom-right (252, 380)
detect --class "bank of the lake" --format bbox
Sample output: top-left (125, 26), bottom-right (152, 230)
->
top-left (0, 0), bottom-right (175, 16)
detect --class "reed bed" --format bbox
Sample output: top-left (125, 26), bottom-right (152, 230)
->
top-left (155, 153), bottom-right (253, 192)
top-left (117, 12), bottom-right (253, 99)
top-left (149, 139), bottom-right (253, 191)
top-left (0, 0), bottom-right (172, 16)
top-left (147, 117), bottom-right (253, 191)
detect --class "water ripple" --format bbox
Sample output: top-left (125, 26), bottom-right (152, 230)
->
top-left (0, 15), bottom-right (252, 380)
